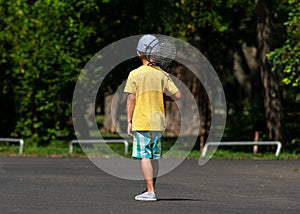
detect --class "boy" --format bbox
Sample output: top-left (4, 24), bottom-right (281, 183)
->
top-left (124, 34), bottom-right (181, 201)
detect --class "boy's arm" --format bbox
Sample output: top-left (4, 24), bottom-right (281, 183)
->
top-left (127, 93), bottom-right (136, 136)
top-left (165, 91), bottom-right (182, 101)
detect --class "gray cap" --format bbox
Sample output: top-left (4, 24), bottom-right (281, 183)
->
top-left (136, 34), bottom-right (159, 53)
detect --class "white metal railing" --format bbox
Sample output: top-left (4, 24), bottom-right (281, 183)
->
top-left (0, 138), bottom-right (24, 154)
top-left (69, 139), bottom-right (129, 154)
top-left (201, 141), bottom-right (282, 157)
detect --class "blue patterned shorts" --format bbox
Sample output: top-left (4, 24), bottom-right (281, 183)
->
top-left (132, 131), bottom-right (163, 159)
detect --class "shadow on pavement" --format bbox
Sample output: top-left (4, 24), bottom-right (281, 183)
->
top-left (158, 198), bottom-right (204, 202)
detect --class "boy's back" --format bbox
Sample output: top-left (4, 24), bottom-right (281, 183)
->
top-left (124, 65), bottom-right (178, 131)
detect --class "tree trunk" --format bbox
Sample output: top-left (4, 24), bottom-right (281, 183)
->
top-left (256, 0), bottom-right (284, 141)
top-left (166, 64), bottom-right (210, 137)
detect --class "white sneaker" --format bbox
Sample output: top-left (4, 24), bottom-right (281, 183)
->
top-left (134, 192), bottom-right (157, 201)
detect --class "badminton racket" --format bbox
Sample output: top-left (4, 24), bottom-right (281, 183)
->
top-left (145, 36), bottom-right (176, 70)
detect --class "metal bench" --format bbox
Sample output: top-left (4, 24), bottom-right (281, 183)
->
top-left (201, 141), bottom-right (282, 157)
top-left (0, 138), bottom-right (24, 154)
top-left (69, 139), bottom-right (129, 154)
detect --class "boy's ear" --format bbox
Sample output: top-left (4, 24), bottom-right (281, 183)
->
top-left (137, 51), bottom-right (142, 57)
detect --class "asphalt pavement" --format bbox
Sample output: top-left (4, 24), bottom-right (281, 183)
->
top-left (0, 156), bottom-right (299, 213)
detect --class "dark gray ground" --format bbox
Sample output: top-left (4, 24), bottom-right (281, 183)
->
top-left (0, 156), bottom-right (299, 214)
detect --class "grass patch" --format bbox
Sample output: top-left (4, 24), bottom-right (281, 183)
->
top-left (0, 137), bottom-right (299, 160)
top-left (0, 140), bottom-right (84, 157)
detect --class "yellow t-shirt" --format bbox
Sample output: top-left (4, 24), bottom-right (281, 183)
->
top-left (124, 65), bottom-right (179, 131)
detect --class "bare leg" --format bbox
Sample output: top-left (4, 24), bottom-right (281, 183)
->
top-left (152, 159), bottom-right (159, 187)
top-left (140, 158), bottom-right (159, 193)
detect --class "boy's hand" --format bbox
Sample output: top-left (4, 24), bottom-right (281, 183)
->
top-left (127, 122), bottom-right (134, 136)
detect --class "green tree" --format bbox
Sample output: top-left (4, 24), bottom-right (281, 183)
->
top-left (167, 0), bottom-right (263, 141)
top-left (256, 0), bottom-right (284, 142)
top-left (0, 0), bottom-right (100, 144)
top-left (268, 0), bottom-right (300, 87)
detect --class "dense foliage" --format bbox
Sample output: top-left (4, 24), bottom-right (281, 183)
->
top-left (0, 0), bottom-right (299, 151)
top-left (268, 0), bottom-right (300, 87)
top-left (0, 0), bottom-right (100, 144)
